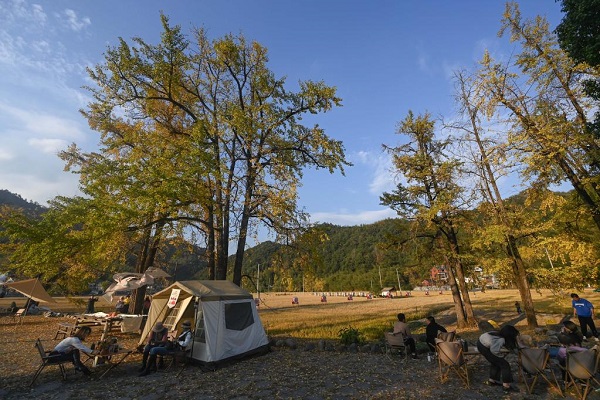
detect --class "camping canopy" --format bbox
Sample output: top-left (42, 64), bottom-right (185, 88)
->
top-left (141, 280), bottom-right (269, 364)
top-left (6, 278), bottom-right (56, 303)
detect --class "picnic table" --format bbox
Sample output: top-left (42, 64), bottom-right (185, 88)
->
top-left (73, 314), bottom-right (124, 341)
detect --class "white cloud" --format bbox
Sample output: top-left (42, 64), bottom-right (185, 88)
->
top-left (60, 9), bottom-right (91, 32)
top-left (0, 101), bottom-right (84, 140)
top-left (28, 138), bottom-right (68, 154)
top-left (309, 208), bottom-right (397, 226)
top-left (353, 150), bottom-right (395, 195)
top-left (0, 148), bottom-right (14, 161)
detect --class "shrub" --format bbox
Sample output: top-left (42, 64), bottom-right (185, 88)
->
top-left (338, 326), bottom-right (365, 345)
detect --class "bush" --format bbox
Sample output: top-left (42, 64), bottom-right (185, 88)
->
top-left (338, 326), bottom-right (365, 345)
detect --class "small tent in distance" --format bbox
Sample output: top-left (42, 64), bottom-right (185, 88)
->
top-left (140, 280), bottom-right (269, 365)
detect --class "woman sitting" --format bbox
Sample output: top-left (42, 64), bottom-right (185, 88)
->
top-left (139, 320), bottom-right (193, 376)
top-left (557, 320), bottom-right (587, 378)
top-left (50, 326), bottom-right (95, 375)
top-left (139, 321), bottom-right (169, 373)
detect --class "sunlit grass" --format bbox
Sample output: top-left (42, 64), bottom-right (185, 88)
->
top-left (257, 289), bottom-right (599, 342)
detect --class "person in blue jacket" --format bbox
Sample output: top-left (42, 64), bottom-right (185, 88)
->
top-left (571, 293), bottom-right (599, 341)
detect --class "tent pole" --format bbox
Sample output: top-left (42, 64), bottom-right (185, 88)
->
top-left (176, 296), bottom-right (197, 377)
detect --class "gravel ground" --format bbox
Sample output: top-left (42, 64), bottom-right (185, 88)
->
top-left (0, 315), bottom-right (575, 399)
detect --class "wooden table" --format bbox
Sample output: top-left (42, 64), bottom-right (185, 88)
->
top-left (75, 315), bottom-right (123, 341)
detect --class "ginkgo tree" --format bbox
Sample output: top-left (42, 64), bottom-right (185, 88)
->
top-left (381, 111), bottom-right (476, 328)
top-left (63, 14), bottom-right (349, 295)
top-left (478, 2), bottom-right (600, 232)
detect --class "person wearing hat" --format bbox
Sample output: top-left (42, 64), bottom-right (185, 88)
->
top-left (139, 320), bottom-right (193, 377)
top-left (139, 321), bottom-right (168, 373)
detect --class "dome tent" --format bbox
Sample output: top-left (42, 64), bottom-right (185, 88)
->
top-left (139, 280), bottom-right (269, 365)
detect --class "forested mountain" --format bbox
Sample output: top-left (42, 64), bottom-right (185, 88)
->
top-left (237, 219), bottom-right (415, 293)
top-left (0, 190), bottom-right (46, 216)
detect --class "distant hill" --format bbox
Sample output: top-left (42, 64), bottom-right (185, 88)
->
top-left (0, 189), bottom-right (46, 216)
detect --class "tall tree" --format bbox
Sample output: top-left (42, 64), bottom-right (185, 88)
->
top-left (381, 111), bottom-right (476, 328)
top-left (555, 0), bottom-right (600, 137)
top-left (69, 15), bottom-right (349, 288)
top-left (478, 3), bottom-right (600, 232)
top-left (451, 70), bottom-right (538, 327)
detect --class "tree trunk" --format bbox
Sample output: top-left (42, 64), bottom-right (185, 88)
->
top-left (441, 251), bottom-right (467, 328)
top-left (507, 235), bottom-right (538, 328)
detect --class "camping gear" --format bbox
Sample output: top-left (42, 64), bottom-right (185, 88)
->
top-left (5, 278), bottom-right (56, 303)
top-left (139, 280), bottom-right (269, 365)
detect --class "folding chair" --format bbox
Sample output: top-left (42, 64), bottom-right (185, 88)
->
top-left (565, 347), bottom-right (600, 400)
top-left (30, 338), bottom-right (71, 386)
top-left (437, 331), bottom-right (456, 342)
top-left (436, 341), bottom-right (469, 388)
top-left (518, 347), bottom-right (562, 396)
top-left (384, 332), bottom-right (408, 363)
top-left (13, 308), bottom-right (26, 324)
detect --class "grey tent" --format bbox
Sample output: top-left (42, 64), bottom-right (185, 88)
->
top-left (140, 280), bottom-right (269, 365)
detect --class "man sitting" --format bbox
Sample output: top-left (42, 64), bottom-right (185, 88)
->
top-left (393, 313), bottom-right (418, 359)
top-left (425, 316), bottom-right (447, 352)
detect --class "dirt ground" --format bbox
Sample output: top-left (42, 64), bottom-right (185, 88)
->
top-left (0, 290), bottom-right (595, 399)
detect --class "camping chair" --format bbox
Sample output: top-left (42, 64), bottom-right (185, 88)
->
top-left (518, 347), bottom-right (562, 396)
top-left (384, 332), bottom-right (408, 363)
top-left (564, 347), bottom-right (600, 400)
top-left (436, 340), bottom-right (469, 388)
top-left (30, 338), bottom-right (70, 386)
top-left (13, 308), bottom-right (26, 324)
top-left (437, 331), bottom-right (456, 342)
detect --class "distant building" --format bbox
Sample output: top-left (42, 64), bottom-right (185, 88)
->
top-left (380, 287), bottom-right (397, 297)
top-left (430, 266), bottom-right (448, 281)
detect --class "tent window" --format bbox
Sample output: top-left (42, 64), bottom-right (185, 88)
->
top-left (194, 309), bottom-right (206, 343)
top-left (225, 302), bottom-right (254, 331)
top-left (163, 302), bottom-right (182, 330)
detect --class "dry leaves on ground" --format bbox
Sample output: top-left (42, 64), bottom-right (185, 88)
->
top-left (0, 315), bottom-right (568, 399)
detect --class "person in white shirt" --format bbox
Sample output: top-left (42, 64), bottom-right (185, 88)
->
top-left (477, 325), bottom-right (520, 394)
top-left (50, 326), bottom-right (95, 375)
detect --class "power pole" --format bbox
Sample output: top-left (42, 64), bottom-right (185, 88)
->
top-left (396, 269), bottom-right (402, 293)
top-left (257, 263), bottom-right (260, 300)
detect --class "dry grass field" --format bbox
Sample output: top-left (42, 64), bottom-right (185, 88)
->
top-left (0, 288), bottom-right (596, 399)
top-left (0, 287), bottom-right (586, 340)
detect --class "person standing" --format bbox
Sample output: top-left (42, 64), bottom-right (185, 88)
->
top-left (425, 316), bottom-right (447, 352)
top-left (393, 313), bottom-right (418, 359)
top-left (86, 295), bottom-right (98, 314)
top-left (142, 296), bottom-right (152, 315)
top-left (571, 293), bottom-right (599, 340)
top-left (477, 325), bottom-right (520, 394)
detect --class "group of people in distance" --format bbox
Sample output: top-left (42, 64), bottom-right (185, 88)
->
top-left (389, 292), bottom-right (599, 395)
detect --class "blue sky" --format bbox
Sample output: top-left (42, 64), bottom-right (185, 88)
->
top-left (0, 0), bottom-right (564, 228)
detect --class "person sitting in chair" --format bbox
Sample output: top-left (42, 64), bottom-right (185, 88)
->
top-left (139, 321), bottom-right (168, 373)
top-left (425, 316), bottom-right (447, 352)
top-left (50, 326), bottom-right (94, 375)
top-left (393, 313), bottom-right (418, 359)
top-left (139, 320), bottom-right (193, 376)
top-left (556, 320), bottom-right (587, 379)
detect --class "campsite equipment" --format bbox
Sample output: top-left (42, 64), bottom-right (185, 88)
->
top-left (139, 280), bottom-right (269, 365)
top-left (5, 278), bottom-right (56, 303)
